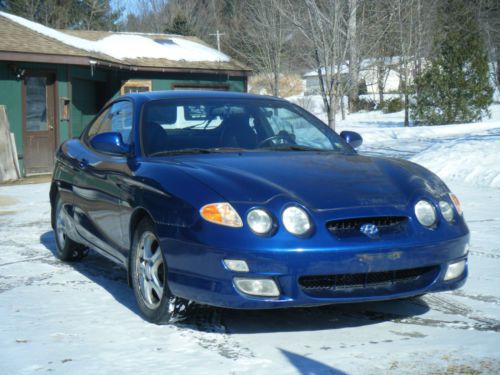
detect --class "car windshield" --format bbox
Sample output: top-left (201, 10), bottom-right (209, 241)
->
top-left (141, 98), bottom-right (350, 156)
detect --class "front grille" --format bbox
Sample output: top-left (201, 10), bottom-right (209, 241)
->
top-left (299, 266), bottom-right (436, 290)
top-left (327, 216), bottom-right (408, 238)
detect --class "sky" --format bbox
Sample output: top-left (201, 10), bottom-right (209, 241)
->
top-left (111, 0), bottom-right (139, 19)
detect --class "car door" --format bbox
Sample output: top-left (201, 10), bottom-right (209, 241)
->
top-left (72, 100), bottom-right (135, 266)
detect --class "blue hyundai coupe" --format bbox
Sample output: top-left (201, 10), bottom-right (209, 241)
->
top-left (50, 91), bottom-right (469, 324)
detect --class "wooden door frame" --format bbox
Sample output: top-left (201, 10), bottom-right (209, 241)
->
top-left (21, 69), bottom-right (59, 175)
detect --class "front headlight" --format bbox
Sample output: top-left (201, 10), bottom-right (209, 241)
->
top-left (200, 202), bottom-right (243, 227)
top-left (282, 206), bottom-right (311, 236)
top-left (415, 200), bottom-right (437, 227)
top-left (247, 209), bottom-right (274, 235)
top-left (439, 200), bottom-right (454, 222)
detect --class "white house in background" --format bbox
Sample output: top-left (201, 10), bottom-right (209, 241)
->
top-left (303, 57), bottom-right (402, 97)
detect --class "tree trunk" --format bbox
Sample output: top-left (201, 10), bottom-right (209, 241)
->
top-left (497, 54), bottom-right (500, 91)
top-left (404, 91), bottom-right (409, 127)
top-left (328, 98), bottom-right (337, 130)
top-left (347, 0), bottom-right (359, 112)
top-left (273, 70), bottom-right (279, 97)
top-left (377, 61), bottom-right (385, 104)
top-left (340, 95), bottom-right (346, 120)
top-left (378, 88), bottom-right (384, 105)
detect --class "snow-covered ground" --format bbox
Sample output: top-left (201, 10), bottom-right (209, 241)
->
top-left (1, 106), bottom-right (500, 374)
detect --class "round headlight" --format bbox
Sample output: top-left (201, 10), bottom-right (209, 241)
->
top-left (439, 200), bottom-right (454, 222)
top-left (415, 200), bottom-right (437, 227)
top-left (282, 206), bottom-right (311, 236)
top-left (247, 209), bottom-right (273, 235)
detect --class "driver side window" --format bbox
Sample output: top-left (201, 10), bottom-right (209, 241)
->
top-left (264, 107), bottom-right (332, 149)
top-left (86, 101), bottom-right (133, 144)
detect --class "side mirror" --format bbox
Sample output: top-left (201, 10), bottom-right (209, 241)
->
top-left (90, 132), bottom-right (129, 155)
top-left (340, 131), bottom-right (363, 149)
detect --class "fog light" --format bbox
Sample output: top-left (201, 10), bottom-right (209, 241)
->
top-left (234, 277), bottom-right (280, 297)
top-left (223, 259), bottom-right (249, 272)
top-left (444, 260), bottom-right (466, 281)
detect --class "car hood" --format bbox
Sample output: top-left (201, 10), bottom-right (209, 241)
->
top-left (162, 152), bottom-right (448, 210)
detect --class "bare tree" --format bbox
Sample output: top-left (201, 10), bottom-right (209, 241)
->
top-left (80, 0), bottom-right (114, 30)
top-left (227, 0), bottom-right (289, 97)
top-left (357, 0), bottom-right (397, 103)
top-left (479, 0), bottom-right (500, 93)
top-left (393, 0), bottom-right (435, 126)
top-left (120, 0), bottom-right (169, 33)
top-left (280, 0), bottom-right (353, 129)
top-left (347, 0), bottom-right (359, 111)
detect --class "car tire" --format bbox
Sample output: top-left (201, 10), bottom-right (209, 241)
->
top-left (53, 193), bottom-right (88, 261)
top-left (130, 218), bottom-right (191, 324)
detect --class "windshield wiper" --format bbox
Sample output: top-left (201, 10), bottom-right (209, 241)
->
top-left (210, 147), bottom-right (246, 152)
top-left (261, 145), bottom-right (327, 152)
top-left (149, 148), bottom-right (214, 156)
top-left (149, 147), bottom-right (247, 157)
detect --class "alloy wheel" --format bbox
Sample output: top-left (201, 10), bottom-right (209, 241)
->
top-left (55, 202), bottom-right (67, 249)
top-left (136, 231), bottom-right (164, 309)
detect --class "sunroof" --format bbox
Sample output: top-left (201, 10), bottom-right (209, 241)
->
top-left (154, 38), bottom-right (177, 46)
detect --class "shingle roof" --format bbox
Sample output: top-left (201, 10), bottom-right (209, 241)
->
top-left (0, 15), bottom-right (92, 57)
top-left (0, 15), bottom-right (250, 74)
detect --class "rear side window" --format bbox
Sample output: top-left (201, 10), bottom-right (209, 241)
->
top-left (86, 101), bottom-right (134, 144)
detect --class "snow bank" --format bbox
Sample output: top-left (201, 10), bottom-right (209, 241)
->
top-left (290, 93), bottom-right (500, 189)
top-left (0, 11), bottom-right (230, 62)
top-left (411, 132), bottom-right (500, 188)
top-left (353, 119), bottom-right (500, 145)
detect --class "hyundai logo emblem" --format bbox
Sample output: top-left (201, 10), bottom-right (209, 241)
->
top-left (360, 223), bottom-right (379, 239)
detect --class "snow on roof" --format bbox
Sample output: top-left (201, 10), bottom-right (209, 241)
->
top-left (0, 11), bottom-right (230, 62)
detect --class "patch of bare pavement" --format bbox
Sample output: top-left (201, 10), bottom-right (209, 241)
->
top-left (0, 174), bottom-right (52, 186)
top-left (0, 182), bottom-right (499, 374)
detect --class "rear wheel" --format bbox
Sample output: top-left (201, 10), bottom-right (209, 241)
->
top-left (53, 193), bottom-right (88, 261)
top-left (130, 219), bottom-right (190, 324)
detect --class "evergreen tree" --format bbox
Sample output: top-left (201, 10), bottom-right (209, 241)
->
top-left (412, 0), bottom-right (493, 125)
top-left (164, 13), bottom-right (193, 36)
top-left (2, 0), bottom-right (118, 30)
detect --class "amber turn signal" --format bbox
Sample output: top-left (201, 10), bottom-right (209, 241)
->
top-left (449, 193), bottom-right (463, 216)
top-left (200, 203), bottom-right (243, 228)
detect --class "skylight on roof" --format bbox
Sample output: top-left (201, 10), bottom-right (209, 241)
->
top-left (154, 38), bottom-right (177, 46)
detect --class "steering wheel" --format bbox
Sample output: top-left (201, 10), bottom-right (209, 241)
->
top-left (257, 133), bottom-right (294, 147)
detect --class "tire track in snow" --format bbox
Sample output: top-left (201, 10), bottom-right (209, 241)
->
top-left (176, 306), bottom-right (256, 361)
top-left (358, 295), bottom-right (500, 333)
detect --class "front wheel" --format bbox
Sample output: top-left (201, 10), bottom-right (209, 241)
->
top-left (130, 219), bottom-right (190, 324)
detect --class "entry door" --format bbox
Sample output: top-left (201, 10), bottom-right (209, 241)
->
top-left (23, 73), bottom-right (57, 175)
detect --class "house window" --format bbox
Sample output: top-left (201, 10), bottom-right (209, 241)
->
top-left (172, 83), bottom-right (229, 91)
top-left (121, 80), bottom-right (152, 95)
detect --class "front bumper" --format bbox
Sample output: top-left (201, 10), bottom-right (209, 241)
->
top-left (163, 233), bottom-right (469, 309)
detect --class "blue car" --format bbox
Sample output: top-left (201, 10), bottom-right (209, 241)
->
top-left (50, 91), bottom-right (469, 324)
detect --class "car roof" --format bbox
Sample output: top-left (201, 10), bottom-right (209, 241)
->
top-left (122, 90), bottom-right (284, 104)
